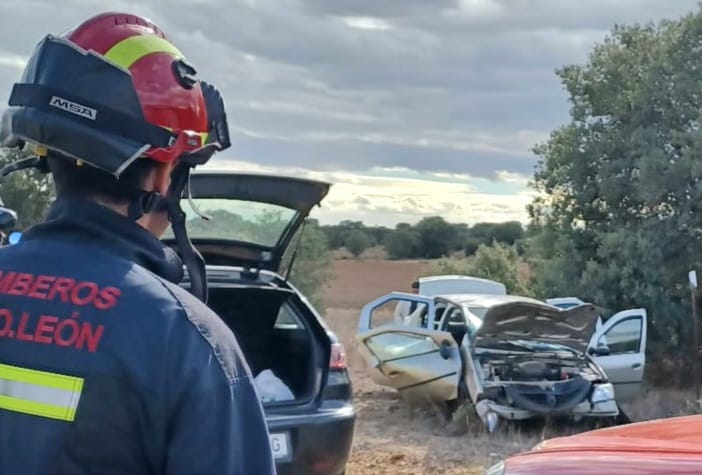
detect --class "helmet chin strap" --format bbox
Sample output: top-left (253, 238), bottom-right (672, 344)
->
top-left (152, 161), bottom-right (208, 303)
top-left (156, 143), bottom-right (225, 303)
top-left (123, 162), bottom-right (208, 304)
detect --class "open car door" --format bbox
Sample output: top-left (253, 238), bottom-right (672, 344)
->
top-left (589, 308), bottom-right (648, 402)
top-left (356, 293), bottom-right (461, 402)
top-left (355, 327), bottom-right (462, 402)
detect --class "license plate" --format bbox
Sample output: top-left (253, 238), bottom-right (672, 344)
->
top-left (269, 432), bottom-right (290, 460)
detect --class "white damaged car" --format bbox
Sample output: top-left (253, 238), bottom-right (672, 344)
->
top-left (356, 292), bottom-right (647, 429)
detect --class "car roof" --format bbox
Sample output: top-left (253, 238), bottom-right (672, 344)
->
top-left (437, 293), bottom-right (549, 308)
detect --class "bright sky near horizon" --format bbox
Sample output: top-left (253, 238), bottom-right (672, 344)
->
top-left (0, 0), bottom-right (700, 226)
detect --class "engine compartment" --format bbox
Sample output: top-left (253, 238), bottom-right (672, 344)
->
top-left (479, 355), bottom-right (601, 384)
top-left (474, 353), bottom-right (607, 414)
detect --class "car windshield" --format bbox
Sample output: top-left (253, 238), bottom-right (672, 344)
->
top-left (162, 198), bottom-right (298, 248)
top-left (466, 306), bottom-right (488, 319)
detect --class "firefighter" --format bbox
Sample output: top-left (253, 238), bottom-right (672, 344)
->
top-left (0, 12), bottom-right (275, 474)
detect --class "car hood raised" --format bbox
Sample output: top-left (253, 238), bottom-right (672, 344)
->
top-left (474, 301), bottom-right (601, 354)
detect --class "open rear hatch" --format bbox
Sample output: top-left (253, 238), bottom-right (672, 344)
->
top-left (163, 170), bottom-right (333, 408)
top-left (163, 169), bottom-right (331, 275)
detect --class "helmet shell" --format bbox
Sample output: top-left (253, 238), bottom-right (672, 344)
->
top-left (65, 13), bottom-right (209, 162)
top-left (0, 12), bottom-right (225, 176)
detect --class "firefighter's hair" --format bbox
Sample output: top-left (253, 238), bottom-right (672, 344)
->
top-left (48, 153), bottom-right (160, 206)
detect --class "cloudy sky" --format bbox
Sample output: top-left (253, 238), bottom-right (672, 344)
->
top-left (0, 0), bottom-right (700, 226)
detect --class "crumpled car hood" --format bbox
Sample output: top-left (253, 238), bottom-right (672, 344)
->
top-left (474, 301), bottom-right (601, 354)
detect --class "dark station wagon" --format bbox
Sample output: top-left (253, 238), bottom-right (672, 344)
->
top-left (164, 169), bottom-right (356, 475)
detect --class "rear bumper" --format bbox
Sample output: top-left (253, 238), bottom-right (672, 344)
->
top-left (267, 401), bottom-right (356, 475)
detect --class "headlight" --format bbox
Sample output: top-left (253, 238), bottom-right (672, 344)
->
top-left (484, 461), bottom-right (505, 475)
top-left (591, 383), bottom-right (615, 404)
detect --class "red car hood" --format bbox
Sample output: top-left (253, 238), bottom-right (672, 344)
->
top-left (535, 414), bottom-right (702, 454)
top-left (506, 452), bottom-right (702, 475)
top-left (506, 415), bottom-right (702, 475)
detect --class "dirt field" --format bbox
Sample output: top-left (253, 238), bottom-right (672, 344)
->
top-left (324, 258), bottom-right (434, 309)
top-left (325, 259), bottom-right (531, 474)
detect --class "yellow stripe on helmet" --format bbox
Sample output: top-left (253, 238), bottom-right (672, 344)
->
top-left (104, 34), bottom-right (184, 69)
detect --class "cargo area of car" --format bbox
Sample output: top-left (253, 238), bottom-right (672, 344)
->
top-left (206, 285), bottom-right (323, 406)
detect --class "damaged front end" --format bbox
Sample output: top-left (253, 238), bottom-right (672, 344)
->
top-left (466, 302), bottom-right (618, 431)
top-left (473, 352), bottom-right (618, 430)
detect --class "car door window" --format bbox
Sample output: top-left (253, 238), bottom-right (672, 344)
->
top-left (598, 317), bottom-right (642, 354)
top-left (433, 302), bottom-right (447, 328)
top-left (436, 303), bottom-right (458, 329)
top-left (369, 298), bottom-right (429, 328)
top-left (364, 332), bottom-right (438, 361)
top-left (443, 307), bottom-right (471, 345)
top-left (440, 307), bottom-right (463, 330)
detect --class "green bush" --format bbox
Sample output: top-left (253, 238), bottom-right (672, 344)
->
top-left (344, 229), bottom-right (371, 258)
top-left (384, 227), bottom-right (420, 260)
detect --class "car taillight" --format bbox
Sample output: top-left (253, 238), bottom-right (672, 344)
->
top-left (329, 342), bottom-right (348, 370)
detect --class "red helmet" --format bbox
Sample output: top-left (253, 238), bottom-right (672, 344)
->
top-left (0, 12), bottom-right (230, 175)
top-left (0, 12), bottom-right (231, 303)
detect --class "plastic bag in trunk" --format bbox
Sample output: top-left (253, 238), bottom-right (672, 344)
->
top-left (255, 369), bottom-right (295, 402)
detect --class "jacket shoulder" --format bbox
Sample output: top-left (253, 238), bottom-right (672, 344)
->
top-left (157, 280), bottom-right (251, 383)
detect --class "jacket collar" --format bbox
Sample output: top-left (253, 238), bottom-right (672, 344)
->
top-left (22, 198), bottom-right (184, 283)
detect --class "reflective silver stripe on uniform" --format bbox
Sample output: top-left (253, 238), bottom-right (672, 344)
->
top-left (0, 363), bottom-right (84, 422)
top-left (0, 378), bottom-right (81, 409)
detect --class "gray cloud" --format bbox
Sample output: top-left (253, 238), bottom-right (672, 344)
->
top-left (226, 132), bottom-right (537, 178)
top-left (0, 0), bottom-right (699, 180)
top-left (298, 0), bottom-right (457, 19)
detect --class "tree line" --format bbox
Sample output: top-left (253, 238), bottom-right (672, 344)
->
top-left (320, 218), bottom-right (525, 259)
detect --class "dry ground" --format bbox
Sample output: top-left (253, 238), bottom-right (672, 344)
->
top-left (324, 258), bottom-right (700, 475)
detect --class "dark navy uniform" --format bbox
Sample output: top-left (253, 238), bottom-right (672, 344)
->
top-left (0, 198), bottom-right (276, 474)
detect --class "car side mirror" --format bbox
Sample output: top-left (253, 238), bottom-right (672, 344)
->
top-left (588, 345), bottom-right (610, 357)
top-left (0, 206), bottom-right (17, 232)
top-left (439, 340), bottom-right (452, 360)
